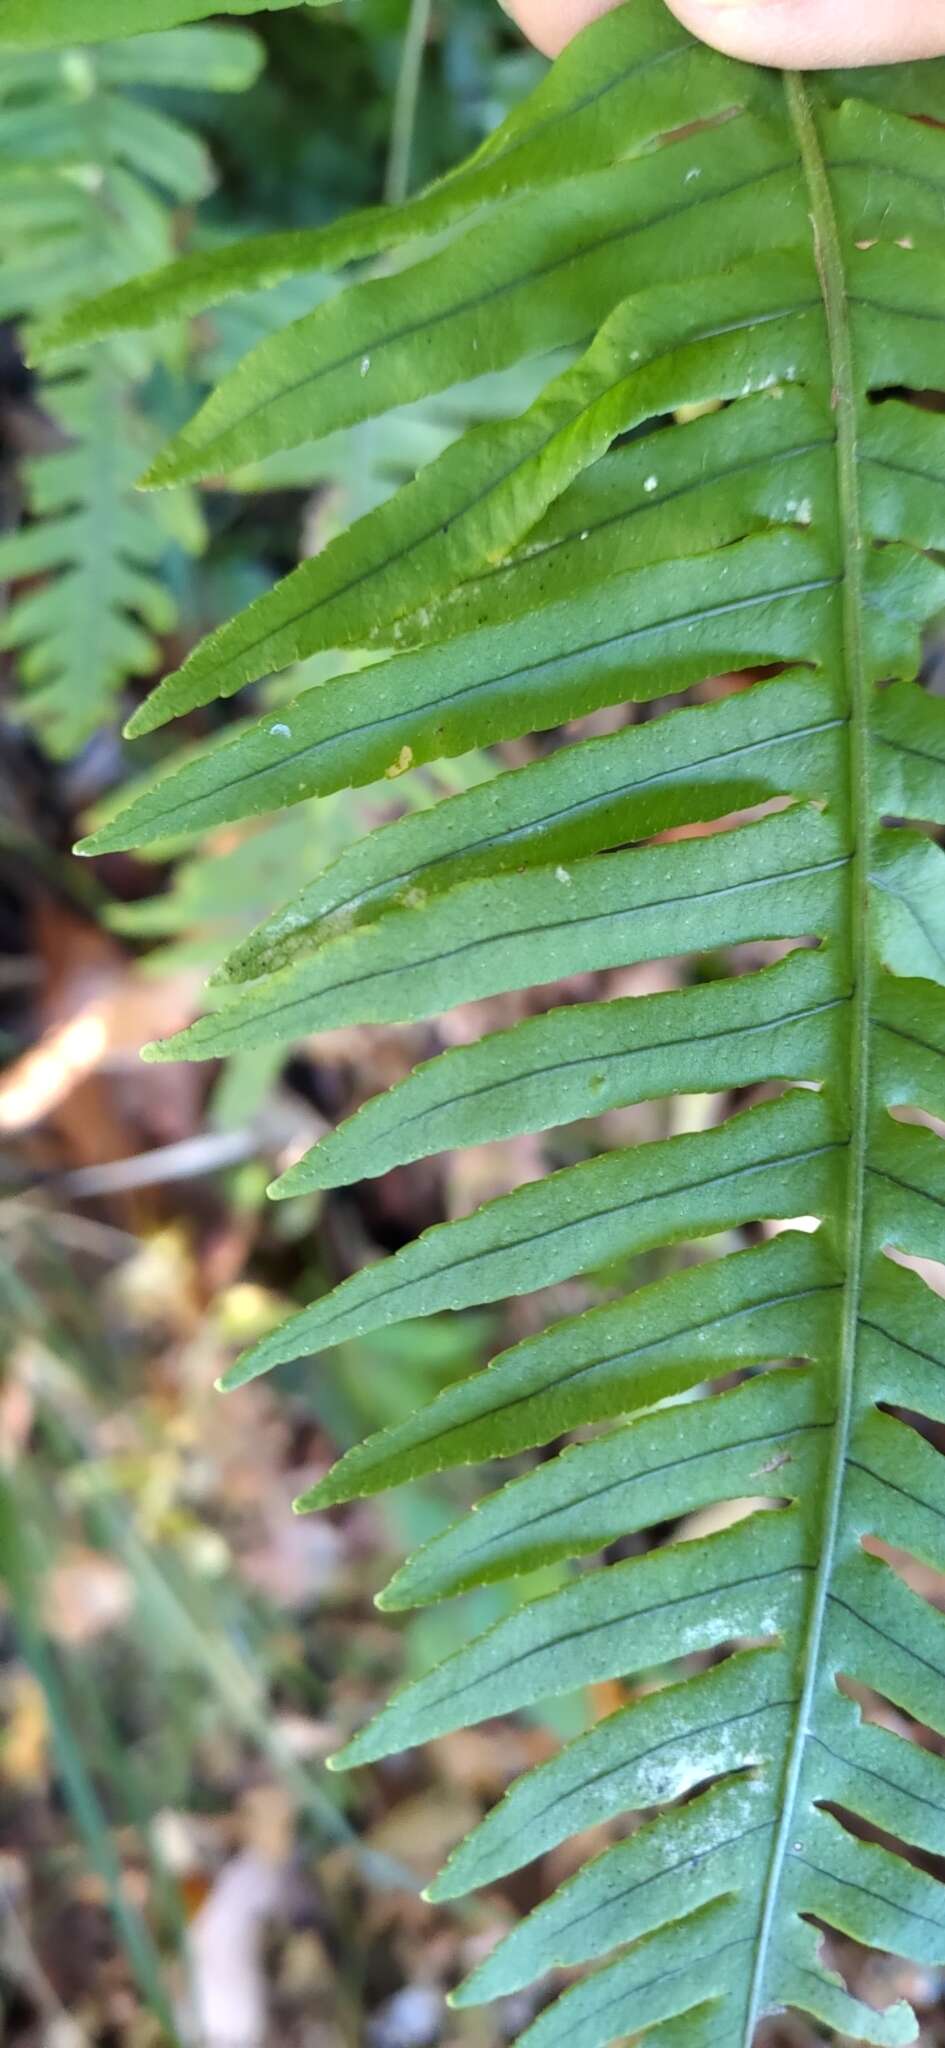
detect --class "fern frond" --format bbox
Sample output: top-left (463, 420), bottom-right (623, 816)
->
top-left (69, 3), bottom-right (945, 2041)
top-left (0, 29), bottom-right (260, 754)
top-left (0, 0), bottom-right (318, 48)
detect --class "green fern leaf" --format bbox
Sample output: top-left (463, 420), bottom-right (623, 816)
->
top-left (71, 2), bottom-right (945, 2040)
top-left (0, 0), bottom-right (318, 48)
top-left (34, 12), bottom-right (749, 358)
top-left (0, 30), bottom-right (260, 754)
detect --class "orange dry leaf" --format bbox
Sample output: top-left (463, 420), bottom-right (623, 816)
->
top-left (43, 1546), bottom-right (134, 1646)
top-left (0, 1002), bottom-right (114, 1134)
top-left (2, 1672), bottom-right (49, 1789)
top-left (0, 903), bottom-right (198, 1137)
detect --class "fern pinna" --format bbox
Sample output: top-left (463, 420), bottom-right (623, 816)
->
top-left (0, 28), bottom-right (260, 755)
top-left (56, 1), bottom-right (945, 2039)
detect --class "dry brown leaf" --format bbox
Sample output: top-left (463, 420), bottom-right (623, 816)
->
top-left (366, 1792), bottom-right (481, 1886)
top-left (0, 905), bottom-right (198, 1137)
top-left (446, 1136), bottom-right (545, 1222)
top-left (588, 1679), bottom-right (629, 1720)
top-left (43, 1547), bottom-right (133, 1647)
top-left (185, 1848), bottom-right (288, 2048)
top-left (2, 1671), bottom-right (49, 1788)
top-left (103, 1226), bottom-right (201, 1339)
top-left (240, 1782), bottom-right (294, 1867)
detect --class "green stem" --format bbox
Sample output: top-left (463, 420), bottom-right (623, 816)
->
top-left (742, 69), bottom-right (872, 2041)
top-left (0, 1474), bottom-right (180, 2042)
top-left (385, 0), bottom-right (433, 207)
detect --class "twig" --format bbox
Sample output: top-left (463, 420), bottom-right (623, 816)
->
top-left (56, 1126), bottom-right (265, 1199)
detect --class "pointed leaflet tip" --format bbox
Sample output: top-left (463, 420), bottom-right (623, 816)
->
top-left (423, 1866), bottom-right (461, 1906)
top-left (123, 707), bottom-right (148, 739)
top-left (74, 819), bottom-right (129, 856)
top-left (217, 1360), bottom-right (248, 1394)
top-left (122, 679), bottom-right (179, 737)
top-left (139, 1041), bottom-right (165, 1063)
top-left (216, 1328), bottom-right (291, 1391)
top-left (141, 1021), bottom-right (217, 1064)
top-left (28, 311), bottom-right (74, 363)
top-left (267, 1137), bottom-right (339, 1199)
top-left (292, 1475), bottom-right (336, 1514)
top-left (447, 1973), bottom-right (483, 2011)
top-left (326, 1718), bottom-right (383, 1772)
top-left (374, 1575), bottom-right (410, 1613)
top-left (136, 453), bottom-right (173, 492)
top-left (138, 430), bottom-right (210, 492)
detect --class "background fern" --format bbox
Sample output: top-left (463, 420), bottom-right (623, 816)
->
top-left (0, 0), bottom-right (316, 45)
top-left (33, 1), bottom-right (945, 2042)
top-left (0, 27), bottom-right (261, 756)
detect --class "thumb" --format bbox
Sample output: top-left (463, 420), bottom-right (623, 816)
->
top-left (504, 0), bottom-right (945, 65)
top-left (667, 0), bottom-right (945, 67)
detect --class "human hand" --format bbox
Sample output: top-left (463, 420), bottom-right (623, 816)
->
top-left (502, 0), bottom-right (945, 67)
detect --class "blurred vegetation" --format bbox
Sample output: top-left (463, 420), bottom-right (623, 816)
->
top-left (0, 10), bottom-right (592, 2045)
